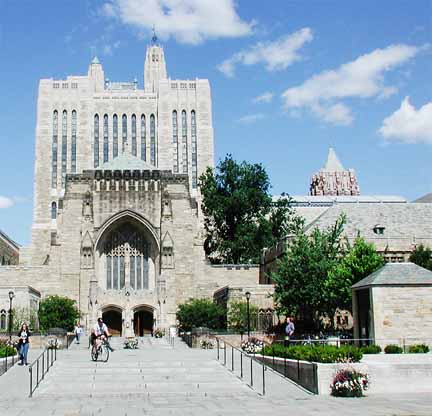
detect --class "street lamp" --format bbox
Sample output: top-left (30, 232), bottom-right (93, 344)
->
top-left (245, 291), bottom-right (251, 339)
top-left (8, 291), bottom-right (14, 342)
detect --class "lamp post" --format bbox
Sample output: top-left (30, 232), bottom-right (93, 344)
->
top-left (245, 291), bottom-right (251, 339)
top-left (8, 291), bottom-right (14, 342)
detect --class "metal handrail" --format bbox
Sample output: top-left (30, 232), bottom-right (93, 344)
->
top-left (215, 336), bottom-right (267, 396)
top-left (28, 347), bottom-right (57, 397)
top-left (1, 351), bottom-right (18, 376)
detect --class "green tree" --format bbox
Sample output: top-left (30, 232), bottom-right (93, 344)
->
top-left (227, 301), bottom-right (259, 333)
top-left (409, 244), bottom-right (432, 271)
top-left (12, 307), bottom-right (38, 331)
top-left (176, 298), bottom-right (225, 331)
top-left (326, 237), bottom-right (384, 313)
top-left (271, 215), bottom-right (346, 330)
top-left (199, 155), bottom-right (301, 264)
top-left (38, 295), bottom-right (80, 332)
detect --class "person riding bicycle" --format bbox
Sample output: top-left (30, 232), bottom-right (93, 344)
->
top-left (91, 318), bottom-right (114, 353)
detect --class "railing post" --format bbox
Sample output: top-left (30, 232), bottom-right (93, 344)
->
top-left (217, 338), bottom-right (219, 361)
top-left (240, 352), bottom-right (243, 378)
top-left (231, 346), bottom-right (234, 371)
top-left (29, 367), bottom-right (33, 397)
top-left (250, 356), bottom-right (253, 387)
top-left (262, 363), bottom-right (265, 396)
top-left (36, 360), bottom-right (39, 387)
top-left (224, 342), bottom-right (226, 366)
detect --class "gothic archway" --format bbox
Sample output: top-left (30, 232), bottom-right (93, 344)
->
top-left (102, 306), bottom-right (123, 336)
top-left (133, 306), bottom-right (154, 336)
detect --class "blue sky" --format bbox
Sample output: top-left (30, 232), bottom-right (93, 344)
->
top-left (0, 0), bottom-right (431, 245)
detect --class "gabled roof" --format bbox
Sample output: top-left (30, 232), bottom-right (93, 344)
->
top-left (352, 262), bottom-right (432, 289)
top-left (0, 230), bottom-right (20, 252)
top-left (98, 152), bottom-right (155, 171)
top-left (323, 147), bottom-right (345, 172)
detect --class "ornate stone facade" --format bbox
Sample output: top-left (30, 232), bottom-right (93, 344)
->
top-left (310, 147), bottom-right (360, 196)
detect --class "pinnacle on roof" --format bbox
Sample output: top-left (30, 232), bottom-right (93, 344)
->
top-left (323, 147), bottom-right (345, 172)
top-left (91, 56), bottom-right (100, 64)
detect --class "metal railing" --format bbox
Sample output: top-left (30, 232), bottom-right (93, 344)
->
top-left (181, 333), bottom-right (193, 348)
top-left (1, 352), bottom-right (18, 376)
top-left (166, 333), bottom-right (175, 348)
top-left (215, 337), bottom-right (267, 396)
top-left (28, 348), bottom-right (57, 397)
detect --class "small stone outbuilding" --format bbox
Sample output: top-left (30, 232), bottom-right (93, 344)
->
top-left (352, 262), bottom-right (432, 347)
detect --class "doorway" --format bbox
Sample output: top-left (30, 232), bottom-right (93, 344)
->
top-left (134, 308), bottom-right (153, 336)
top-left (102, 308), bottom-right (122, 336)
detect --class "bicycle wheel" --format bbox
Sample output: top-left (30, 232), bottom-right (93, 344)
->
top-left (100, 345), bottom-right (109, 362)
top-left (91, 347), bottom-right (98, 362)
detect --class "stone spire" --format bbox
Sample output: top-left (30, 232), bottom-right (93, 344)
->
top-left (144, 30), bottom-right (167, 93)
top-left (310, 147), bottom-right (360, 196)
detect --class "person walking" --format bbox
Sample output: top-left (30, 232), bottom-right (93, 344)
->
top-left (74, 323), bottom-right (83, 344)
top-left (18, 323), bottom-right (31, 366)
top-left (284, 317), bottom-right (295, 348)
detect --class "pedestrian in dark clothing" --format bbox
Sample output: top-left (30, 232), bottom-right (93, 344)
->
top-left (18, 323), bottom-right (31, 365)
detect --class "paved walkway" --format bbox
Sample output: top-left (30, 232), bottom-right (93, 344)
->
top-left (0, 337), bottom-right (431, 415)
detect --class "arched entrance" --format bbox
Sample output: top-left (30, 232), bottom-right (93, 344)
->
top-left (102, 307), bottom-right (123, 336)
top-left (133, 306), bottom-right (154, 336)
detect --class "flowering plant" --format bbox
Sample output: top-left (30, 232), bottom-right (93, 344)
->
top-left (331, 368), bottom-right (369, 397)
top-left (241, 337), bottom-right (264, 354)
top-left (123, 338), bottom-right (139, 349)
top-left (200, 339), bottom-right (214, 349)
top-left (154, 329), bottom-right (164, 338)
top-left (47, 338), bottom-right (62, 349)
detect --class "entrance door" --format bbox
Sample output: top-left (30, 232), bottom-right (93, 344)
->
top-left (134, 309), bottom-right (153, 336)
top-left (102, 309), bottom-right (122, 336)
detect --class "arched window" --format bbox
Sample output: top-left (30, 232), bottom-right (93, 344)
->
top-left (0, 310), bottom-right (6, 330)
top-left (103, 114), bottom-right (109, 163)
top-left (140, 115), bottom-right (146, 161)
top-left (150, 114), bottom-right (156, 166)
top-left (104, 224), bottom-right (150, 290)
top-left (131, 114), bottom-right (137, 156)
top-left (71, 110), bottom-right (77, 173)
top-left (61, 110), bottom-right (67, 187)
top-left (172, 111), bottom-right (179, 173)
top-left (181, 110), bottom-right (188, 174)
top-left (122, 114), bottom-right (127, 153)
top-left (113, 114), bottom-right (118, 158)
top-left (191, 110), bottom-right (197, 188)
top-left (51, 201), bottom-right (57, 219)
top-left (94, 114), bottom-right (99, 168)
top-left (51, 110), bottom-right (58, 188)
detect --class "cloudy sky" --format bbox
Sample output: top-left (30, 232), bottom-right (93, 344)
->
top-left (0, 0), bottom-right (431, 245)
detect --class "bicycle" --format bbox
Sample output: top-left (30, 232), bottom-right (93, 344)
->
top-left (91, 337), bottom-right (110, 362)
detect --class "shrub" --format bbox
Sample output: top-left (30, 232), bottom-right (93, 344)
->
top-left (261, 344), bottom-right (363, 363)
top-left (124, 338), bottom-right (139, 349)
top-left (331, 368), bottom-right (369, 397)
top-left (153, 329), bottom-right (164, 338)
top-left (384, 344), bottom-right (403, 354)
top-left (176, 298), bottom-right (225, 331)
top-left (227, 301), bottom-right (258, 333)
top-left (408, 344), bottom-right (430, 354)
top-left (38, 295), bottom-right (80, 332)
top-left (0, 345), bottom-right (16, 358)
top-left (360, 344), bottom-right (382, 354)
top-left (200, 339), bottom-right (214, 349)
top-left (241, 337), bottom-right (264, 354)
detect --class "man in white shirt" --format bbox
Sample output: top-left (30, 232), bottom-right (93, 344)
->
top-left (91, 318), bottom-right (114, 353)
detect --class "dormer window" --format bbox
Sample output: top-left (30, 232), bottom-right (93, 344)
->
top-left (373, 225), bottom-right (385, 235)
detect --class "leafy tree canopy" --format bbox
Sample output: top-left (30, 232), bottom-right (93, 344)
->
top-left (199, 154), bottom-right (302, 264)
top-left (227, 300), bottom-right (259, 333)
top-left (38, 295), bottom-right (80, 332)
top-left (409, 244), bottom-right (432, 271)
top-left (176, 298), bottom-right (225, 331)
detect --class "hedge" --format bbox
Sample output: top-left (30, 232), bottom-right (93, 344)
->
top-left (360, 344), bottom-right (382, 354)
top-left (261, 344), bottom-right (363, 363)
top-left (384, 344), bottom-right (403, 354)
top-left (408, 344), bottom-right (430, 353)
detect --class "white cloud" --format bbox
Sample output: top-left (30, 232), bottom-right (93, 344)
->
top-left (103, 40), bottom-right (121, 56)
top-left (379, 97), bottom-right (432, 144)
top-left (0, 196), bottom-right (14, 209)
top-left (282, 44), bottom-right (419, 125)
top-left (253, 92), bottom-right (273, 104)
top-left (236, 113), bottom-right (265, 124)
top-left (218, 28), bottom-right (313, 77)
top-left (101, 0), bottom-right (253, 45)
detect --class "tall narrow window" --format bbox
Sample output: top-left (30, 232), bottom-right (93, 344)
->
top-left (181, 110), bottom-right (188, 174)
top-left (71, 110), bottom-right (77, 173)
top-left (143, 244), bottom-right (149, 289)
top-left (191, 110), bottom-right (197, 188)
top-left (140, 115), bottom-right (146, 161)
top-left (131, 114), bottom-right (137, 156)
top-left (113, 114), bottom-right (118, 158)
top-left (51, 111), bottom-right (58, 188)
top-left (122, 114), bottom-right (127, 153)
top-left (150, 114), bottom-right (156, 165)
top-left (130, 256), bottom-right (135, 289)
top-left (103, 114), bottom-right (109, 163)
top-left (172, 111), bottom-right (179, 173)
top-left (61, 110), bottom-right (68, 187)
top-left (51, 202), bottom-right (57, 219)
top-left (94, 114), bottom-right (99, 168)
top-left (106, 255), bottom-right (112, 289)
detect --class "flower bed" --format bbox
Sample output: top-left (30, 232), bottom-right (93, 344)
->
top-left (261, 344), bottom-right (363, 363)
top-left (331, 368), bottom-right (369, 397)
top-left (241, 337), bottom-right (263, 354)
top-left (124, 338), bottom-right (139, 349)
top-left (200, 339), bottom-right (214, 349)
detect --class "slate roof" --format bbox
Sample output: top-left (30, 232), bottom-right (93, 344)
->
top-left (352, 262), bottom-right (432, 288)
top-left (0, 230), bottom-right (20, 251)
top-left (98, 152), bottom-right (155, 171)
